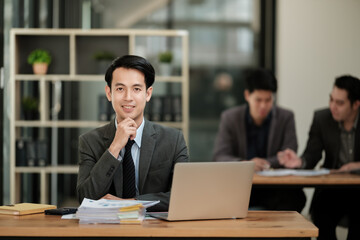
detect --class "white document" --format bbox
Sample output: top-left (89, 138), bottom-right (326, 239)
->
top-left (257, 168), bottom-right (330, 177)
top-left (61, 213), bottom-right (77, 219)
top-left (78, 198), bottom-right (159, 211)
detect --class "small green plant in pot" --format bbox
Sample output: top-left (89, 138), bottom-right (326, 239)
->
top-left (158, 51), bottom-right (173, 76)
top-left (22, 96), bottom-right (39, 120)
top-left (93, 51), bottom-right (115, 74)
top-left (158, 51), bottom-right (173, 63)
top-left (27, 49), bottom-right (52, 75)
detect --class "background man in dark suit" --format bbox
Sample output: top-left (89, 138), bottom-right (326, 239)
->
top-left (278, 75), bottom-right (360, 240)
top-left (77, 55), bottom-right (189, 212)
top-left (213, 68), bottom-right (306, 212)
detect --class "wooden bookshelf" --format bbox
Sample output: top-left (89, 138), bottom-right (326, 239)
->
top-left (10, 28), bottom-right (189, 204)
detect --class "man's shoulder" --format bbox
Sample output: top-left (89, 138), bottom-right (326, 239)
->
top-left (273, 106), bottom-right (294, 118)
top-left (222, 105), bottom-right (246, 117)
top-left (313, 108), bottom-right (332, 120)
top-left (145, 120), bottom-right (181, 137)
top-left (80, 121), bottom-right (112, 140)
top-left (274, 105), bottom-right (293, 114)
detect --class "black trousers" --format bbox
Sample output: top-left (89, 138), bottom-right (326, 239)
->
top-left (310, 188), bottom-right (360, 240)
top-left (249, 187), bottom-right (306, 212)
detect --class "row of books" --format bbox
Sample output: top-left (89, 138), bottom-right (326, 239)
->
top-left (98, 95), bottom-right (182, 122)
top-left (145, 95), bottom-right (182, 122)
top-left (98, 95), bottom-right (115, 121)
top-left (16, 139), bottom-right (48, 167)
top-left (76, 198), bottom-right (159, 224)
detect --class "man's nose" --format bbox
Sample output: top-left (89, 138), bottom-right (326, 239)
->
top-left (259, 101), bottom-right (267, 109)
top-left (124, 90), bottom-right (132, 100)
top-left (329, 101), bottom-right (335, 111)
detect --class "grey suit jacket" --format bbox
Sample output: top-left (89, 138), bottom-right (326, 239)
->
top-left (213, 104), bottom-right (298, 167)
top-left (77, 119), bottom-right (189, 212)
top-left (302, 108), bottom-right (360, 169)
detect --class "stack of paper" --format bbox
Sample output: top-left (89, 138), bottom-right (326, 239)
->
top-left (257, 168), bottom-right (330, 177)
top-left (76, 198), bottom-right (159, 224)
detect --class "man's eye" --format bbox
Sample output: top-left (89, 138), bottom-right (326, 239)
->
top-left (134, 88), bottom-right (141, 92)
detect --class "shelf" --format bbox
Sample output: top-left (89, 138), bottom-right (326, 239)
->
top-left (15, 120), bottom-right (183, 129)
top-left (15, 165), bottom-right (79, 174)
top-left (152, 121), bottom-right (183, 129)
top-left (15, 74), bottom-right (184, 82)
top-left (15, 120), bottom-right (108, 128)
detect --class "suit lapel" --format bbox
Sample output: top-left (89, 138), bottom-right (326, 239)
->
top-left (267, 107), bottom-right (277, 155)
top-left (103, 119), bottom-right (116, 148)
top-left (102, 119), bottom-right (123, 196)
top-left (355, 112), bottom-right (360, 162)
top-left (238, 105), bottom-right (247, 158)
top-left (138, 120), bottom-right (157, 193)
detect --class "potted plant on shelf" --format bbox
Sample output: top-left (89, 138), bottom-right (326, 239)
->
top-left (93, 50), bottom-right (115, 74)
top-left (158, 51), bottom-right (173, 76)
top-left (22, 96), bottom-right (39, 120)
top-left (27, 49), bottom-right (52, 75)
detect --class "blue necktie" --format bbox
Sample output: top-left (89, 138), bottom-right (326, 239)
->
top-left (122, 139), bottom-right (136, 198)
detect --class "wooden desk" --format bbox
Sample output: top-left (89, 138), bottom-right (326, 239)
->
top-left (253, 173), bottom-right (360, 186)
top-left (0, 211), bottom-right (317, 239)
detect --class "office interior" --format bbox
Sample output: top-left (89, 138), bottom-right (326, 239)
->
top-left (0, 0), bottom-right (359, 238)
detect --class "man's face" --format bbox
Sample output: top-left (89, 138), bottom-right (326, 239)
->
top-left (105, 67), bottom-right (152, 126)
top-left (244, 89), bottom-right (274, 124)
top-left (329, 86), bottom-right (358, 122)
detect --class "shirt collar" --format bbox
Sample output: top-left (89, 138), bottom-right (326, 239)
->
top-left (339, 110), bottom-right (359, 131)
top-left (354, 111), bottom-right (359, 130)
top-left (114, 118), bottom-right (145, 148)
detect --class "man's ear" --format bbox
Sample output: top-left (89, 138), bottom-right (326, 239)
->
top-left (146, 86), bottom-right (153, 102)
top-left (353, 100), bottom-right (360, 110)
top-left (244, 90), bottom-right (249, 102)
top-left (105, 85), bottom-right (112, 102)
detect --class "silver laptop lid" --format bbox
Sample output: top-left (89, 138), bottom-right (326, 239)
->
top-left (167, 161), bottom-right (255, 221)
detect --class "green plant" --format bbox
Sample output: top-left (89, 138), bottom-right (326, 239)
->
top-left (27, 49), bottom-right (52, 65)
top-left (93, 51), bottom-right (115, 61)
top-left (22, 97), bottom-right (38, 111)
top-left (158, 51), bottom-right (173, 63)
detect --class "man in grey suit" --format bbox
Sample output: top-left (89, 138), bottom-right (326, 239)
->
top-left (213, 68), bottom-right (305, 212)
top-left (278, 75), bottom-right (360, 240)
top-left (77, 55), bottom-right (189, 212)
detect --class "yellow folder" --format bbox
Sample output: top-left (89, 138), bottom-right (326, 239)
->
top-left (0, 203), bottom-right (56, 216)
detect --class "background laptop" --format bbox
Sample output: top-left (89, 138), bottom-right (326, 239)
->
top-left (149, 161), bottom-right (255, 221)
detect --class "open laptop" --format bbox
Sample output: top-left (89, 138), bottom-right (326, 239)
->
top-left (149, 161), bottom-right (255, 221)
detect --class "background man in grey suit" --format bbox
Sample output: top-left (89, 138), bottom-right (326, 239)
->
top-left (278, 75), bottom-right (360, 240)
top-left (213, 68), bottom-right (305, 212)
top-left (77, 55), bottom-right (189, 212)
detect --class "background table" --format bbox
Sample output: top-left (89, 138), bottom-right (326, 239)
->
top-left (253, 172), bottom-right (360, 186)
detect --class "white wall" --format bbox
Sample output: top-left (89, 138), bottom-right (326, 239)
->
top-left (276, 0), bottom-right (360, 154)
top-left (276, 1), bottom-right (360, 225)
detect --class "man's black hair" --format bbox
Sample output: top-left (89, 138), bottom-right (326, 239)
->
top-left (244, 68), bottom-right (277, 93)
top-left (334, 75), bottom-right (360, 105)
top-left (105, 55), bottom-right (155, 89)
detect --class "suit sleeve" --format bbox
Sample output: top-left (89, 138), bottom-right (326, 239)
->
top-left (135, 130), bottom-right (189, 212)
top-left (76, 134), bottom-right (121, 203)
top-left (301, 112), bottom-right (324, 169)
top-left (266, 111), bottom-right (298, 168)
top-left (213, 112), bottom-right (243, 162)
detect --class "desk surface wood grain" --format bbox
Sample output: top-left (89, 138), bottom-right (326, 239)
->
top-left (253, 173), bottom-right (360, 185)
top-left (0, 211), bottom-right (317, 238)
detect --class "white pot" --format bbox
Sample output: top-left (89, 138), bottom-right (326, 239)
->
top-left (159, 63), bottom-right (172, 76)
